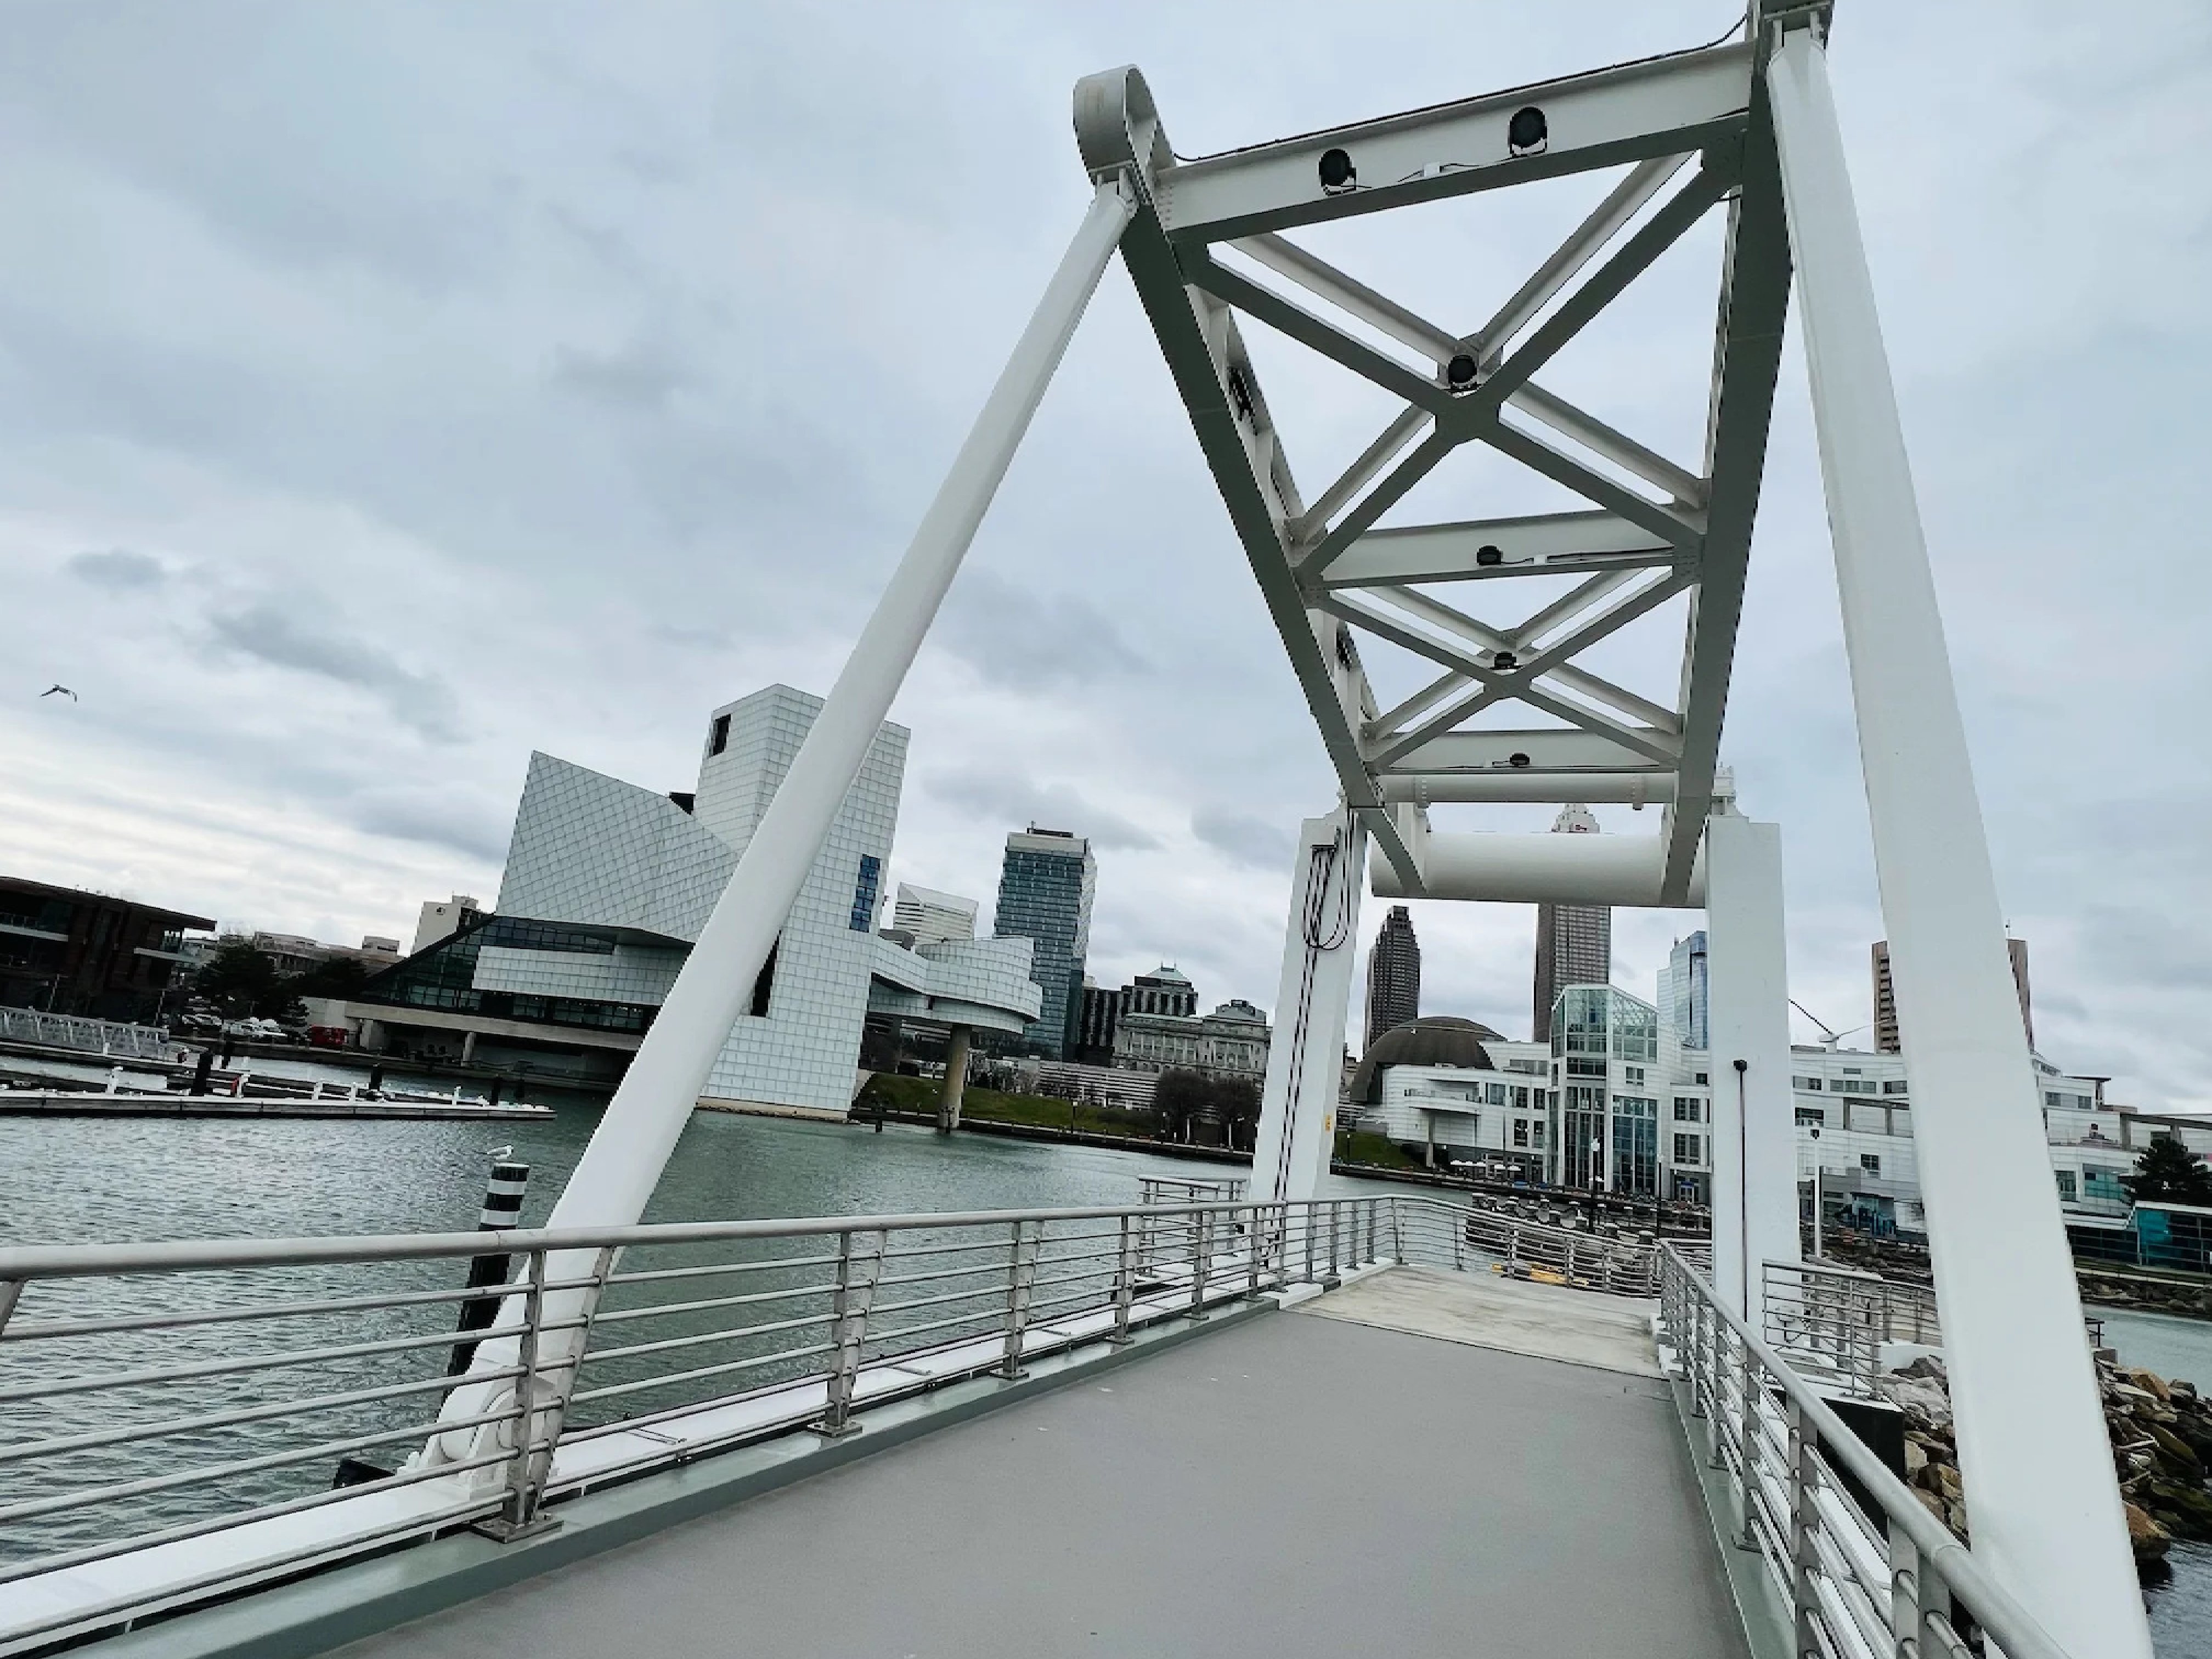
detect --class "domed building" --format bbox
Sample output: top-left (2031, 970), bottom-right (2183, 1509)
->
top-left (1351, 1016), bottom-right (1553, 1177)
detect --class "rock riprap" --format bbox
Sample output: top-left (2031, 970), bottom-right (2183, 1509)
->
top-left (1874, 1350), bottom-right (2212, 1574)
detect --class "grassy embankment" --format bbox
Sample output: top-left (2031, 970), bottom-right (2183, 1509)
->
top-left (854, 1073), bottom-right (1160, 1139)
top-left (1333, 1129), bottom-right (1422, 1170)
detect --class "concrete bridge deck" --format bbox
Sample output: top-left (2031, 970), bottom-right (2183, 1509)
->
top-left (328, 1274), bottom-right (1747, 1659)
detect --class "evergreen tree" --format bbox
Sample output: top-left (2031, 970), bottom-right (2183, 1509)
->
top-left (2122, 1136), bottom-right (2212, 1206)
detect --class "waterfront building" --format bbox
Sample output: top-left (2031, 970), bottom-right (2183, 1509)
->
top-left (1530, 806), bottom-right (1611, 1042)
top-left (1124, 966), bottom-right (1196, 1018)
top-left (1875, 935), bottom-right (2031, 1053)
top-left (1073, 979), bottom-right (1119, 1065)
top-left (1008, 1056), bottom-right (1159, 1114)
top-left (411, 896), bottom-right (484, 957)
top-left (892, 884), bottom-right (977, 946)
top-left (1111, 994), bottom-right (1271, 1085)
top-left (1364, 905), bottom-right (1420, 1052)
top-left (0, 875), bottom-right (212, 1024)
top-left (992, 827), bottom-right (1096, 1058)
top-left (341, 685), bottom-right (1039, 1111)
top-left (1348, 1018), bottom-right (1548, 1176)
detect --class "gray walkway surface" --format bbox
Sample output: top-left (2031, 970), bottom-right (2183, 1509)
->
top-left (334, 1304), bottom-right (1746, 1659)
top-left (1297, 1262), bottom-right (1662, 1376)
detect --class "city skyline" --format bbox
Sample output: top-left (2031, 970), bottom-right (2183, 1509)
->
top-left (3, 4), bottom-right (2204, 1110)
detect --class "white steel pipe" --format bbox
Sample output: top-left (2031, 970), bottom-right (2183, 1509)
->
top-left (423, 180), bottom-right (1136, 1470)
top-left (1702, 812), bottom-right (1797, 1324)
top-left (1371, 829), bottom-right (1704, 906)
top-left (1249, 810), bottom-right (1364, 1205)
top-left (1768, 30), bottom-right (2149, 1658)
top-left (550, 176), bottom-right (1134, 1237)
top-left (1376, 772), bottom-right (1677, 806)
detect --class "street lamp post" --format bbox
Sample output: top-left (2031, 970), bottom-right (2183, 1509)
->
top-left (1809, 1125), bottom-right (1824, 1261)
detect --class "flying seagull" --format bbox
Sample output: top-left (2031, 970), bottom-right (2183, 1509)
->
top-left (40, 685), bottom-right (76, 701)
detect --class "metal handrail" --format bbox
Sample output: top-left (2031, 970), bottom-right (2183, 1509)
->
top-left (0, 1193), bottom-right (1392, 1652)
top-left (1657, 1241), bottom-right (2070, 1659)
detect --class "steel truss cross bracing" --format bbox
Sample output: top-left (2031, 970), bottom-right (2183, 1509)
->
top-left (1074, 24), bottom-right (1790, 904)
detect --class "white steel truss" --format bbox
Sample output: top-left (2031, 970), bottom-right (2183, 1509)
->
top-left (1074, 18), bottom-right (1798, 904)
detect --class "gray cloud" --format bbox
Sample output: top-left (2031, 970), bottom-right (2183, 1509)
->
top-left (934, 571), bottom-right (1148, 692)
top-left (205, 605), bottom-right (462, 742)
top-left (1192, 809), bottom-right (1293, 873)
top-left (349, 789), bottom-right (512, 864)
top-left (69, 548), bottom-right (166, 590)
top-left (552, 337), bottom-right (695, 410)
top-left (926, 767), bottom-right (1158, 852)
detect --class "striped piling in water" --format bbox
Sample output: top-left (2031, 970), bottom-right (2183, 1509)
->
top-left (446, 1153), bottom-right (531, 1375)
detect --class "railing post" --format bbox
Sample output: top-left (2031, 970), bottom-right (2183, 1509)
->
top-left (1887, 1513), bottom-right (1932, 1659)
top-left (1188, 1209), bottom-right (1212, 1322)
top-left (480, 1249), bottom-right (559, 1540)
top-left (1787, 1395), bottom-right (1820, 1656)
top-left (814, 1228), bottom-right (884, 1437)
top-left (1000, 1218), bottom-right (1038, 1379)
top-left (1389, 1198), bottom-right (1403, 1263)
top-left (1303, 1203), bottom-right (1317, 1285)
top-left (1110, 1214), bottom-right (1136, 1345)
top-left (1245, 1206), bottom-right (1262, 1301)
top-left (1736, 1334), bottom-right (1760, 1551)
top-left (1689, 1297), bottom-right (1708, 1420)
top-left (1327, 1201), bottom-right (1341, 1283)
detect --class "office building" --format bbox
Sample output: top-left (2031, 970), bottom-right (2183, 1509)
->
top-left (1364, 905), bottom-right (1421, 1052)
top-left (1074, 980), bottom-right (1119, 1065)
top-left (1658, 930), bottom-right (1709, 1054)
top-left (992, 827), bottom-right (1096, 1058)
top-left (1111, 992), bottom-right (1272, 1085)
top-left (342, 686), bottom-right (1039, 1108)
top-left (1874, 936), bottom-right (2031, 1053)
top-left (0, 875), bottom-right (212, 1024)
top-left (891, 884), bottom-right (977, 946)
top-left (1531, 805), bottom-right (1611, 1042)
top-left (412, 896), bottom-right (484, 957)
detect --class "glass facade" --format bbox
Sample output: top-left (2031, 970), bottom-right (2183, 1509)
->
top-left (849, 854), bottom-right (882, 933)
top-left (1612, 1095), bottom-right (1658, 1194)
top-left (353, 915), bottom-right (658, 1036)
top-left (1667, 929), bottom-right (1708, 1050)
top-left (994, 833), bottom-right (1097, 1058)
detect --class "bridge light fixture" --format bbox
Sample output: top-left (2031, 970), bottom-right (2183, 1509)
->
top-left (1444, 352), bottom-right (1479, 393)
top-left (1508, 106), bottom-right (1548, 157)
top-left (1492, 650), bottom-right (1517, 672)
top-left (1475, 543), bottom-right (1504, 566)
top-left (1508, 751), bottom-right (1531, 769)
top-left (1318, 147), bottom-right (1356, 194)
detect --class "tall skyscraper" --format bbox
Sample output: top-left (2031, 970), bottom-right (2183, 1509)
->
top-left (994, 826), bottom-right (1097, 1058)
top-left (1874, 936), bottom-right (2031, 1053)
top-left (1661, 930), bottom-right (1709, 1052)
top-left (1364, 905), bottom-right (1421, 1052)
top-left (1531, 804), bottom-right (1611, 1042)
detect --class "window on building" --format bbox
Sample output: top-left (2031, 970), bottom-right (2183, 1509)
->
top-left (1487, 1082), bottom-right (1506, 1106)
top-left (1624, 1065), bottom-right (1645, 1085)
top-left (1513, 1119), bottom-right (1529, 1148)
top-left (1794, 1076), bottom-right (1823, 1091)
top-left (1566, 1057), bottom-right (1606, 1077)
top-left (2043, 1092), bottom-right (2059, 1109)
top-left (849, 854), bottom-right (882, 932)
top-left (748, 936), bottom-right (779, 1018)
top-left (1514, 1086), bottom-right (1528, 1109)
top-left (1860, 1153), bottom-right (1881, 1175)
top-left (2055, 1170), bottom-right (2078, 1203)
top-left (1882, 1081), bottom-right (1909, 1096)
top-left (1796, 1107), bottom-right (1825, 1127)
top-left (1694, 1071), bottom-right (1708, 1086)
top-left (1673, 1097), bottom-right (1702, 1123)
top-left (709, 713), bottom-right (730, 755)
top-left (1532, 1120), bottom-right (1545, 1148)
top-left (1673, 1133), bottom-right (1701, 1165)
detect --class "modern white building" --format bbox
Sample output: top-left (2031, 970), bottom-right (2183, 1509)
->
top-left (345, 686), bottom-right (1040, 1114)
top-left (891, 884), bottom-right (978, 946)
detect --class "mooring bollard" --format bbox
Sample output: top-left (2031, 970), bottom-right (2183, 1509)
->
top-left (448, 1151), bottom-right (531, 1375)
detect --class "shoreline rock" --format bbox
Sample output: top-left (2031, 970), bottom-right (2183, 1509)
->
top-left (1874, 1352), bottom-right (2212, 1576)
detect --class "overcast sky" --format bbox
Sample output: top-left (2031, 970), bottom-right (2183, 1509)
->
top-left (5, 3), bottom-right (2207, 1107)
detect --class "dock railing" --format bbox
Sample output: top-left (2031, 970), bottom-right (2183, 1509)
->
top-left (0, 1194), bottom-right (1397, 1651)
top-left (1658, 1242), bottom-right (2072, 1659)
